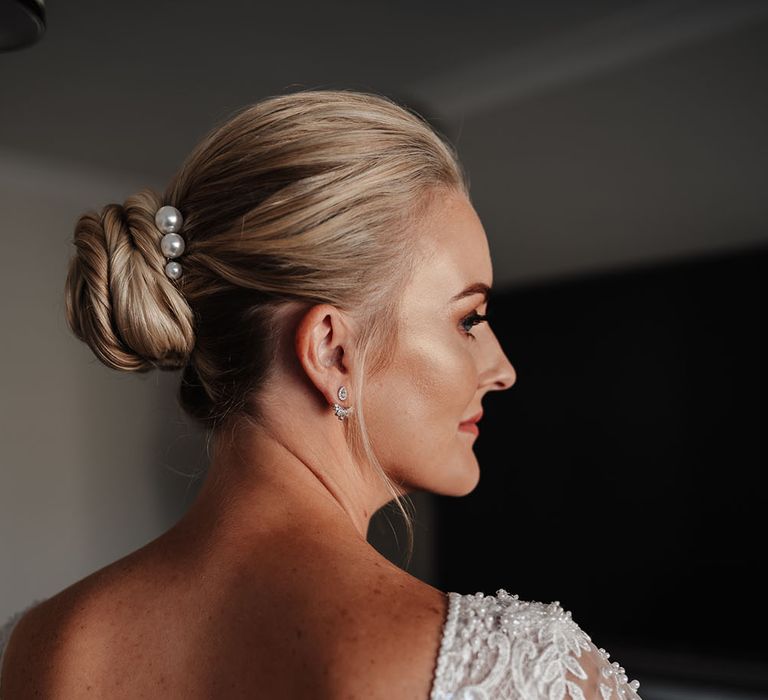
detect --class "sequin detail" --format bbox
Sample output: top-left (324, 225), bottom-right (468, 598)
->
top-left (430, 590), bottom-right (642, 700)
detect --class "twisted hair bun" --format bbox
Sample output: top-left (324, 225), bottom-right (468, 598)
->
top-left (64, 187), bottom-right (195, 372)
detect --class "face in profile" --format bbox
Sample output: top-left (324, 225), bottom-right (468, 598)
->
top-left (363, 188), bottom-right (516, 497)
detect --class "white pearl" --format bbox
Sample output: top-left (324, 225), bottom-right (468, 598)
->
top-left (155, 205), bottom-right (183, 234)
top-left (165, 261), bottom-right (182, 279)
top-left (161, 232), bottom-right (185, 258)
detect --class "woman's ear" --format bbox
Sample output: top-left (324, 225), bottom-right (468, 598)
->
top-left (293, 303), bottom-right (354, 407)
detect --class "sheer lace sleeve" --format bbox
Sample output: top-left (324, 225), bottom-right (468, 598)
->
top-left (430, 590), bottom-right (642, 700)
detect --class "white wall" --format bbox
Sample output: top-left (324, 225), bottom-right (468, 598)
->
top-left (0, 151), bottom-right (210, 620)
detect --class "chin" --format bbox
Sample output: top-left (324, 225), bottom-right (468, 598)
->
top-left (395, 439), bottom-right (482, 497)
top-left (432, 458), bottom-right (481, 497)
top-left (457, 466), bottom-right (481, 496)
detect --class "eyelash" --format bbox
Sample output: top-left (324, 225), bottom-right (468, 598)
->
top-left (460, 311), bottom-right (489, 340)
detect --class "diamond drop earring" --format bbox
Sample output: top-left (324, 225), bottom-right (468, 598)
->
top-left (332, 385), bottom-right (353, 421)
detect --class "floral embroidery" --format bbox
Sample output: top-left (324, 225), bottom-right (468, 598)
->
top-left (430, 591), bottom-right (642, 700)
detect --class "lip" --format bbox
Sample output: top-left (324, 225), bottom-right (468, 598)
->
top-left (460, 410), bottom-right (483, 425)
top-left (459, 422), bottom-right (479, 436)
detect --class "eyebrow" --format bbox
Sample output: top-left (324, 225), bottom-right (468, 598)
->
top-left (450, 282), bottom-right (492, 304)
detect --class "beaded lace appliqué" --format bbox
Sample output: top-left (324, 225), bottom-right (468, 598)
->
top-left (430, 590), bottom-right (642, 700)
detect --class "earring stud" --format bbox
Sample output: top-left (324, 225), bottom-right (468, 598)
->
top-left (332, 385), bottom-right (352, 420)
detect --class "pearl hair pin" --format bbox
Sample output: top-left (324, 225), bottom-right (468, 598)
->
top-left (155, 205), bottom-right (185, 280)
top-left (156, 206), bottom-right (348, 423)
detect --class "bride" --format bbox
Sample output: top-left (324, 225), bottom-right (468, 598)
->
top-left (0, 89), bottom-right (641, 699)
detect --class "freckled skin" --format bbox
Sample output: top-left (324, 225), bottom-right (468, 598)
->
top-left (3, 189), bottom-right (517, 699)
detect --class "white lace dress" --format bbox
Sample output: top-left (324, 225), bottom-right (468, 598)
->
top-left (430, 590), bottom-right (642, 699)
top-left (0, 590), bottom-right (642, 699)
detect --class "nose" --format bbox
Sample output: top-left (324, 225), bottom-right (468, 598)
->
top-left (483, 331), bottom-right (516, 391)
top-left (493, 352), bottom-right (516, 391)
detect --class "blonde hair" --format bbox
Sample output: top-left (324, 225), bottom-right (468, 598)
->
top-left (64, 88), bottom-right (470, 566)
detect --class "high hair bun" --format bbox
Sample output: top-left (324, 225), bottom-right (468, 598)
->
top-left (64, 187), bottom-right (195, 372)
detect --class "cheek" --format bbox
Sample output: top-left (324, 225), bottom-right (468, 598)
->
top-left (405, 344), bottom-right (476, 422)
top-left (368, 331), bottom-right (478, 438)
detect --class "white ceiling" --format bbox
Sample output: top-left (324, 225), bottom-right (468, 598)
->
top-left (1, 0), bottom-right (767, 288)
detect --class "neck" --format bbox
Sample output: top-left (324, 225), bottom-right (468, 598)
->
top-left (169, 415), bottom-right (396, 550)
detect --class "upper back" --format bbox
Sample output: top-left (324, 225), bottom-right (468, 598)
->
top-left (2, 576), bottom-right (648, 699)
top-left (0, 545), bottom-right (449, 699)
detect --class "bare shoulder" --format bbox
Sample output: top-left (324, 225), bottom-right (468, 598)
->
top-left (327, 577), bottom-right (449, 700)
top-left (0, 589), bottom-right (100, 698)
top-left (0, 551), bottom-right (157, 699)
